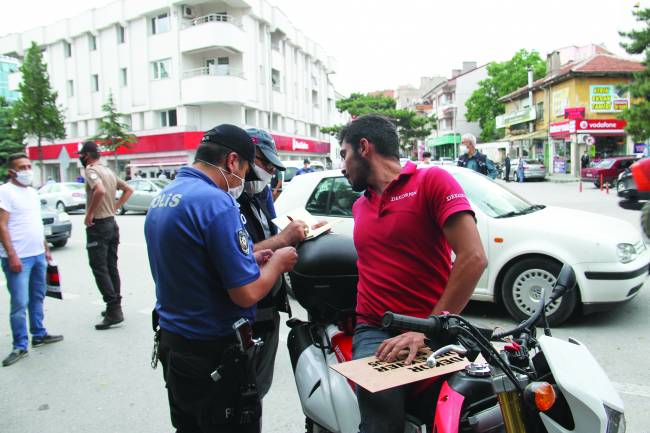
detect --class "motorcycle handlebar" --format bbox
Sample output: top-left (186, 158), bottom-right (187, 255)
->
top-left (381, 312), bottom-right (443, 336)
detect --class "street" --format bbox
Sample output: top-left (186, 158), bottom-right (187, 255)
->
top-left (1, 179), bottom-right (649, 433)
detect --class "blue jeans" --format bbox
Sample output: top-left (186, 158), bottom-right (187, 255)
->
top-left (353, 325), bottom-right (407, 433)
top-left (2, 254), bottom-right (48, 350)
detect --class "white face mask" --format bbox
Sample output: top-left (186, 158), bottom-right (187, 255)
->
top-left (15, 170), bottom-right (34, 186)
top-left (245, 165), bottom-right (274, 195)
top-left (198, 158), bottom-right (246, 199)
top-left (459, 145), bottom-right (468, 155)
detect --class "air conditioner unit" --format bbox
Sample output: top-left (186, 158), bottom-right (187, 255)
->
top-left (182, 6), bottom-right (195, 19)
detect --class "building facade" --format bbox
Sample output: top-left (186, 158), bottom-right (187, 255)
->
top-left (0, 0), bottom-right (340, 181)
top-left (0, 55), bottom-right (19, 102)
top-left (499, 49), bottom-right (643, 177)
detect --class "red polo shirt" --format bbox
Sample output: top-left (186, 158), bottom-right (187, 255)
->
top-left (352, 162), bottom-right (473, 326)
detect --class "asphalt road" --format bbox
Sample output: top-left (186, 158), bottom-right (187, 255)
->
top-left (0, 179), bottom-right (649, 433)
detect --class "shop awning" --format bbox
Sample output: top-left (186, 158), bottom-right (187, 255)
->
top-left (128, 155), bottom-right (189, 167)
top-left (426, 133), bottom-right (461, 147)
top-left (503, 130), bottom-right (548, 141)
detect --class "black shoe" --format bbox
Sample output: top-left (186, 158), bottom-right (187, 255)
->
top-left (32, 334), bottom-right (64, 347)
top-left (2, 349), bottom-right (28, 367)
top-left (95, 307), bottom-right (124, 330)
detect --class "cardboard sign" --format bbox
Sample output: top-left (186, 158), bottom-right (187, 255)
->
top-left (330, 349), bottom-right (470, 393)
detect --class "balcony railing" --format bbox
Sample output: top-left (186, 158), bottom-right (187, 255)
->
top-left (182, 13), bottom-right (242, 29)
top-left (183, 66), bottom-right (244, 79)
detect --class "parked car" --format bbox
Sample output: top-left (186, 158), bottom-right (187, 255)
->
top-left (118, 179), bottom-right (170, 214)
top-left (617, 159), bottom-right (650, 209)
top-left (38, 182), bottom-right (86, 213)
top-left (507, 159), bottom-right (546, 182)
top-left (41, 203), bottom-right (72, 248)
top-left (438, 157), bottom-right (456, 166)
top-left (280, 160), bottom-right (326, 184)
top-left (275, 167), bottom-right (649, 325)
top-left (581, 156), bottom-right (638, 187)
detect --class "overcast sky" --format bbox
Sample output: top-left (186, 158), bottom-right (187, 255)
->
top-left (1, 0), bottom-right (646, 95)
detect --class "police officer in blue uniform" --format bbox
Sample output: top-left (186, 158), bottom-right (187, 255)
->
top-left (238, 129), bottom-right (311, 401)
top-left (144, 124), bottom-right (298, 433)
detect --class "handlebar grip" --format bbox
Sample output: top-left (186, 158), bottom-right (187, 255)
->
top-left (381, 312), bottom-right (442, 336)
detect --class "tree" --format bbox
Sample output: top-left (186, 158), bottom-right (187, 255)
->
top-left (620, 6), bottom-right (650, 142)
top-left (0, 96), bottom-right (26, 178)
top-left (92, 91), bottom-right (136, 173)
top-left (465, 49), bottom-right (546, 142)
top-left (321, 93), bottom-right (437, 154)
top-left (12, 42), bottom-right (65, 184)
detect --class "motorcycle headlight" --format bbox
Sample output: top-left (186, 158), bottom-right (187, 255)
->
top-left (604, 405), bottom-right (625, 433)
top-left (57, 212), bottom-right (70, 222)
top-left (616, 243), bottom-right (638, 263)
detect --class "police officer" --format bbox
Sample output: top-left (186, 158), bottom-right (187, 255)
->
top-left (144, 124), bottom-right (298, 433)
top-left (238, 128), bottom-right (311, 402)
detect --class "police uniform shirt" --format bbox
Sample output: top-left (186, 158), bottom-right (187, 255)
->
top-left (144, 166), bottom-right (259, 340)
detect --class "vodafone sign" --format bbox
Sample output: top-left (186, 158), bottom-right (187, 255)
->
top-left (549, 119), bottom-right (626, 137)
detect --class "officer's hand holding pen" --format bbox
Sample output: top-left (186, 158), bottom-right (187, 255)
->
top-left (281, 218), bottom-right (309, 245)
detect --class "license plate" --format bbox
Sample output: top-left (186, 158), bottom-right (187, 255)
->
top-left (44, 226), bottom-right (52, 236)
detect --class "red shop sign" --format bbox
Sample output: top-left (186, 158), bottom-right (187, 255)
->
top-left (576, 119), bottom-right (626, 132)
top-left (272, 134), bottom-right (331, 154)
top-left (549, 120), bottom-right (575, 137)
top-left (564, 107), bottom-right (585, 119)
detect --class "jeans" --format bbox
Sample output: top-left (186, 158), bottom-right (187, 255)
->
top-left (353, 325), bottom-right (407, 433)
top-left (86, 217), bottom-right (121, 306)
top-left (2, 253), bottom-right (48, 350)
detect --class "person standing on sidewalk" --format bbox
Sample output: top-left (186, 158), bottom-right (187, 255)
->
top-left (504, 155), bottom-right (511, 182)
top-left (457, 133), bottom-right (488, 175)
top-left (0, 153), bottom-right (63, 367)
top-left (517, 158), bottom-right (525, 183)
top-left (77, 141), bottom-right (134, 330)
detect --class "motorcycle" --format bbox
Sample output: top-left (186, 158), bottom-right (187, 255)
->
top-left (286, 234), bottom-right (626, 433)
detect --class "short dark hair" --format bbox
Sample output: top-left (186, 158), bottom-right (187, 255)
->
top-left (194, 141), bottom-right (240, 167)
top-left (423, 151), bottom-right (431, 158)
top-left (79, 141), bottom-right (100, 159)
top-left (7, 153), bottom-right (29, 169)
top-left (338, 114), bottom-right (399, 159)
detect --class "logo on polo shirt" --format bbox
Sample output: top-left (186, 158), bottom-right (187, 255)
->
top-left (446, 193), bottom-right (466, 202)
top-left (238, 229), bottom-right (250, 255)
top-left (390, 191), bottom-right (417, 202)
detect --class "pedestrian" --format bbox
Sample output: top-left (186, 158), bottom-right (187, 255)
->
top-left (419, 151), bottom-right (433, 168)
top-left (169, 169), bottom-right (176, 180)
top-left (144, 124), bottom-right (298, 433)
top-left (0, 153), bottom-right (63, 367)
top-left (76, 141), bottom-right (134, 330)
top-left (457, 133), bottom-right (488, 175)
top-left (239, 128), bottom-right (315, 403)
top-left (339, 115), bottom-right (487, 433)
top-left (76, 174), bottom-right (85, 183)
top-left (517, 157), bottom-right (525, 183)
top-left (295, 158), bottom-right (315, 176)
top-left (158, 170), bottom-right (168, 180)
top-left (581, 151), bottom-right (590, 169)
top-left (504, 155), bottom-right (511, 182)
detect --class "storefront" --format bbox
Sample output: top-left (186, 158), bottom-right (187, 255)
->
top-left (426, 133), bottom-right (461, 159)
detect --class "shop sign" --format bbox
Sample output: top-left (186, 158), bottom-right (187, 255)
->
top-left (576, 118), bottom-right (626, 132)
top-left (564, 107), bottom-right (585, 119)
top-left (273, 134), bottom-right (331, 153)
top-left (549, 120), bottom-right (575, 137)
top-left (496, 106), bottom-right (536, 128)
top-left (634, 143), bottom-right (647, 154)
top-left (589, 85), bottom-right (630, 113)
top-left (553, 88), bottom-right (569, 117)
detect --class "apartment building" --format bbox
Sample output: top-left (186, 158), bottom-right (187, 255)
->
top-left (0, 0), bottom-right (340, 181)
top-left (0, 55), bottom-right (19, 102)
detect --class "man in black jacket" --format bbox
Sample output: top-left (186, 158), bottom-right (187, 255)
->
top-left (457, 133), bottom-right (488, 175)
top-left (504, 155), bottom-right (511, 182)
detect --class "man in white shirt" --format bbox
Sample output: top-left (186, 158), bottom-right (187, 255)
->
top-left (0, 153), bottom-right (63, 367)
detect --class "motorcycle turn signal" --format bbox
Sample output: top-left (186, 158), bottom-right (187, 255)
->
top-left (524, 381), bottom-right (557, 412)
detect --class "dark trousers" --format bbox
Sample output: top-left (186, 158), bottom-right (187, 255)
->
top-left (505, 166), bottom-right (510, 181)
top-left (159, 330), bottom-right (260, 433)
top-left (252, 312), bottom-right (280, 399)
top-left (86, 217), bottom-right (121, 306)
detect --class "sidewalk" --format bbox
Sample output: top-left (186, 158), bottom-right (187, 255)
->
top-left (546, 174), bottom-right (579, 183)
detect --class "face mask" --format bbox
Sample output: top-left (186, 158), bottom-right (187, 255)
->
top-left (245, 165), bottom-right (273, 195)
top-left (459, 145), bottom-right (468, 155)
top-left (79, 156), bottom-right (88, 168)
top-left (15, 170), bottom-right (34, 186)
top-left (197, 158), bottom-right (245, 199)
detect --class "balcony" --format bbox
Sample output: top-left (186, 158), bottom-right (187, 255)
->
top-left (180, 14), bottom-right (246, 54)
top-left (181, 67), bottom-right (247, 105)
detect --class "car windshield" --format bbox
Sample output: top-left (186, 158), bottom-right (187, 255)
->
top-left (151, 180), bottom-right (170, 188)
top-left (595, 159), bottom-right (615, 169)
top-left (452, 170), bottom-right (544, 218)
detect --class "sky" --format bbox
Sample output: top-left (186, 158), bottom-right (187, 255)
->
top-left (0, 0), bottom-right (646, 95)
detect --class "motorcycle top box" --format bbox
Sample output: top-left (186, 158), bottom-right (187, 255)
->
top-left (289, 234), bottom-right (358, 322)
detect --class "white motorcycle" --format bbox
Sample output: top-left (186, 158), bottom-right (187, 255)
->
top-left (286, 234), bottom-right (626, 433)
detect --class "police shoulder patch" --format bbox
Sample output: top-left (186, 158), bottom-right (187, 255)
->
top-left (238, 229), bottom-right (250, 255)
top-left (90, 173), bottom-right (98, 180)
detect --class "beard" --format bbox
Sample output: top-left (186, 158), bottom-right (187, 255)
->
top-left (347, 153), bottom-right (371, 192)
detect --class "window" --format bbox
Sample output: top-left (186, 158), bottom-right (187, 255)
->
top-left (305, 177), bottom-right (333, 214)
top-left (117, 25), bottom-right (126, 44)
top-left (271, 69), bottom-right (281, 91)
top-left (312, 90), bottom-right (319, 108)
top-left (91, 74), bottom-right (99, 92)
top-left (67, 80), bottom-right (74, 97)
top-left (89, 34), bottom-right (97, 51)
top-left (151, 13), bottom-right (170, 35)
top-left (64, 41), bottom-right (72, 58)
top-left (305, 177), bottom-right (362, 217)
top-left (152, 59), bottom-right (171, 80)
top-left (120, 68), bottom-right (128, 87)
top-left (536, 101), bottom-right (544, 121)
top-left (160, 109), bottom-right (177, 127)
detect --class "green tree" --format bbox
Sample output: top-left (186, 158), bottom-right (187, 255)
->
top-left (12, 42), bottom-right (65, 184)
top-left (321, 93), bottom-right (437, 154)
top-left (92, 91), bottom-right (136, 173)
top-left (0, 96), bottom-right (26, 177)
top-left (620, 6), bottom-right (650, 142)
top-left (466, 49), bottom-right (546, 142)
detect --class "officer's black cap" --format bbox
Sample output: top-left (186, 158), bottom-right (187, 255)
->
top-left (75, 141), bottom-right (99, 155)
top-left (201, 124), bottom-right (258, 180)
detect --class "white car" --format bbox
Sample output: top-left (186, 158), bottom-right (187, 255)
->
top-left (280, 160), bottom-right (326, 183)
top-left (118, 179), bottom-right (170, 214)
top-left (275, 167), bottom-right (649, 325)
top-left (38, 182), bottom-right (86, 213)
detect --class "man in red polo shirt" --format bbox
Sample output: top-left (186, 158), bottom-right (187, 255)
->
top-left (339, 114), bottom-right (487, 433)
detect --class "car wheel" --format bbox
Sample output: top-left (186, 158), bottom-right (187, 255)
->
top-left (616, 181), bottom-right (625, 193)
top-left (501, 257), bottom-right (577, 326)
top-left (52, 239), bottom-right (68, 248)
top-left (56, 201), bottom-right (66, 213)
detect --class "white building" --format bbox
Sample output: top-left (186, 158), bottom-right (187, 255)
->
top-left (423, 62), bottom-right (488, 159)
top-left (0, 0), bottom-right (341, 181)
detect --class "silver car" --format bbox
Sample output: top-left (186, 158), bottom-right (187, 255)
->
top-left (508, 159), bottom-right (546, 182)
top-left (38, 182), bottom-right (86, 213)
top-left (119, 179), bottom-right (170, 214)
